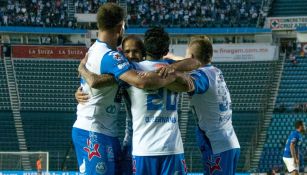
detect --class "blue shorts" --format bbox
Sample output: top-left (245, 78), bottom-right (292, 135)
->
top-left (196, 127), bottom-right (240, 175)
top-left (72, 127), bottom-right (122, 175)
top-left (122, 145), bottom-right (132, 175)
top-left (132, 154), bottom-right (187, 175)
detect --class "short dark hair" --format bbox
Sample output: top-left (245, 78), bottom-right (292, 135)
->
top-left (189, 38), bottom-right (213, 63)
top-left (295, 120), bottom-right (303, 129)
top-left (97, 3), bottom-right (124, 31)
top-left (122, 35), bottom-right (146, 57)
top-left (144, 27), bottom-right (170, 59)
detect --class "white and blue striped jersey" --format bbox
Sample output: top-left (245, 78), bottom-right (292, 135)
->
top-left (189, 65), bottom-right (240, 154)
top-left (74, 39), bottom-right (131, 137)
top-left (127, 60), bottom-right (184, 156)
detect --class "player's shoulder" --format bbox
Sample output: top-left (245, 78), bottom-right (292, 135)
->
top-left (138, 60), bottom-right (169, 65)
top-left (191, 67), bottom-right (207, 76)
top-left (137, 60), bottom-right (169, 71)
top-left (213, 65), bottom-right (221, 71)
top-left (88, 41), bottom-right (113, 61)
top-left (90, 40), bottom-right (112, 52)
top-left (290, 130), bottom-right (300, 138)
top-left (294, 130), bottom-right (302, 137)
top-left (91, 40), bottom-right (126, 61)
top-left (103, 50), bottom-right (125, 61)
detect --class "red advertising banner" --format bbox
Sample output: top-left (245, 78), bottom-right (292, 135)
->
top-left (12, 45), bottom-right (88, 59)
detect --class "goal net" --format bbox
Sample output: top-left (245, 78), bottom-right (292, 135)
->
top-left (0, 152), bottom-right (49, 172)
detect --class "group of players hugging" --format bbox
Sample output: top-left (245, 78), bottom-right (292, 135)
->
top-left (72, 3), bottom-right (240, 175)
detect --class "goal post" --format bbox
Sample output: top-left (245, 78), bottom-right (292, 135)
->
top-left (0, 152), bottom-right (49, 172)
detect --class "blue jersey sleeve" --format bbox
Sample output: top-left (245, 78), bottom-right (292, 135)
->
top-left (189, 70), bottom-right (209, 95)
top-left (100, 51), bottom-right (131, 81)
top-left (164, 58), bottom-right (176, 64)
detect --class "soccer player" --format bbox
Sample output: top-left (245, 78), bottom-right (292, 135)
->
top-left (78, 27), bottom-right (202, 174)
top-left (75, 35), bottom-right (145, 103)
top-left (76, 35), bottom-right (145, 175)
top-left (283, 120), bottom-right (305, 175)
top-left (163, 38), bottom-right (241, 175)
top-left (72, 3), bottom-right (179, 175)
top-left (127, 27), bottom-right (187, 175)
top-left (120, 35), bottom-right (145, 175)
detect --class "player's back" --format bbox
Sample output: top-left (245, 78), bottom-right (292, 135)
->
top-left (190, 65), bottom-right (240, 154)
top-left (74, 40), bottom-right (121, 137)
top-left (128, 60), bottom-right (184, 156)
top-left (283, 130), bottom-right (302, 158)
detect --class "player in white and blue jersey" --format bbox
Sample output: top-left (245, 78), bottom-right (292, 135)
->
top-left (75, 32), bottom-right (201, 174)
top-left (283, 120), bottom-right (305, 175)
top-left (127, 27), bottom-right (187, 175)
top-left (129, 60), bottom-right (187, 175)
top-left (163, 38), bottom-right (240, 175)
top-left (72, 4), bottom-right (180, 175)
top-left (75, 35), bottom-right (145, 175)
top-left (77, 27), bottom-right (204, 174)
top-left (118, 35), bottom-right (145, 175)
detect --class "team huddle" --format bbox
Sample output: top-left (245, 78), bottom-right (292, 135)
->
top-left (72, 3), bottom-right (240, 175)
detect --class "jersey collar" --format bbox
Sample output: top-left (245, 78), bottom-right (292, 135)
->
top-left (96, 39), bottom-right (113, 50)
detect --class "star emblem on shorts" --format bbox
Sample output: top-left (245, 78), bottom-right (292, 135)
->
top-left (206, 156), bottom-right (221, 175)
top-left (83, 138), bottom-right (101, 161)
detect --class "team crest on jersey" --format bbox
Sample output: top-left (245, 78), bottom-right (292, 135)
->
top-left (106, 105), bottom-right (117, 114)
top-left (206, 156), bottom-right (222, 174)
top-left (110, 52), bottom-right (123, 61)
top-left (83, 138), bottom-right (101, 161)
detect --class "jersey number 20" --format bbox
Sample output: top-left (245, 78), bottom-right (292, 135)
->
top-left (147, 89), bottom-right (178, 111)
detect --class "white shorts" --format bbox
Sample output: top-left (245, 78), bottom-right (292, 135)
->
top-left (283, 157), bottom-right (299, 172)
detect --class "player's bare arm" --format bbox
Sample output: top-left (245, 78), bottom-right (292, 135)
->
top-left (163, 52), bottom-right (185, 61)
top-left (79, 57), bottom-right (177, 90)
top-left (75, 86), bottom-right (89, 104)
top-left (171, 58), bottom-right (201, 71)
top-left (157, 58), bottom-right (201, 78)
top-left (78, 54), bottom-right (116, 89)
top-left (290, 142), bottom-right (299, 165)
top-left (165, 72), bottom-right (195, 92)
top-left (119, 69), bottom-right (178, 90)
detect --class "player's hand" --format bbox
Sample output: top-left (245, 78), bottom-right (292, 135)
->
top-left (75, 86), bottom-right (89, 104)
top-left (78, 53), bottom-right (89, 75)
top-left (156, 65), bottom-right (175, 78)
